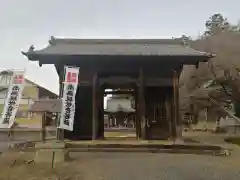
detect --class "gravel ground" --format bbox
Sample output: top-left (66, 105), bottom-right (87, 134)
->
top-left (0, 151), bottom-right (239, 180)
top-left (1, 130), bottom-right (240, 179)
top-left (73, 152), bottom-right (240, 180)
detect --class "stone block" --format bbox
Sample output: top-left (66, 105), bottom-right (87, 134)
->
top-left (34, 141), bottom-right (70, 163)
top-left (35, 141), bottom-right (66, 149)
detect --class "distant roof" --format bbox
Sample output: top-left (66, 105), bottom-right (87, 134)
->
top-left (26, 79), bottom-right (58, 96)
top-left (105, 98), bottom-right (135, 113)
top-left (22, 36), bottom-right (212, 59)
top-left (0, 69), bottom-right (58, 96)
top-left (0, 70), bottom-right (13, 75)
top-left (29, 99), bottom-right (61, 113)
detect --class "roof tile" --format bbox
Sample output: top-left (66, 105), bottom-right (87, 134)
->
top-left (26, 38), bottom-right (211, 57)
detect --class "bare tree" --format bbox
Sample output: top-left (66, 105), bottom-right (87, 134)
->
top-left (192, 29), bottom-right (240, 104)
top-left (180, 13), bottom-right (240, 123)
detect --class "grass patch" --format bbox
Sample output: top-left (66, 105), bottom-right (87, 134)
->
top-left (15, 118), bottom-right (40, 125)
top-left (225, 137), bottom-right (240, 146)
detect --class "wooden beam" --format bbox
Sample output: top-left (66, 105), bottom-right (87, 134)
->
top-left (102, 83), bottom-right (136, 89)
top-left (100, 77), bottom-right (173, 87)
top-left (104, 90), bottom-right (135, 95)
top-left (145, 78), bottom-right (173, 86)
top-left (99, 76), bottom-right (137, 85)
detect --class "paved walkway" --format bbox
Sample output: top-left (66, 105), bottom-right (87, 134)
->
top-left (72, 152), bottom-right (240, 180)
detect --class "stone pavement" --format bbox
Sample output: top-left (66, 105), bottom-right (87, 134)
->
top-left (72, 152), bottom-right (240, 180)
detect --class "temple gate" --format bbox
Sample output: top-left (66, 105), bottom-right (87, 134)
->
top-left (22, 38), bottom-right (212, 140)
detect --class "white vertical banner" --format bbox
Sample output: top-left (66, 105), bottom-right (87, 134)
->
top-left (0, 70), bottom-right (25, 128)
top-left (59, 66), bottom-right (79, 131)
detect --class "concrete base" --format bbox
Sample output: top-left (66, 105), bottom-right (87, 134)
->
top-left (34, 141), bottom-right (70, 163)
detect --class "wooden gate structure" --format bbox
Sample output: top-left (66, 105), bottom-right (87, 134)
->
top-left (22, 37), bottom-right (212, 140)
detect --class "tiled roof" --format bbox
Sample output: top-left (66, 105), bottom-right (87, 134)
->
top-left (29, 99), bottom-right (61, 113)
top-left (23, 37), bottom-right (212, 57)
top-left (105, 98), bottom-right (135, 113)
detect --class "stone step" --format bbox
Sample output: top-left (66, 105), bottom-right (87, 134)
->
top-left (67, 147), bottom-right (229, 156)
top-left (66, 143), bottom-right (223, 151)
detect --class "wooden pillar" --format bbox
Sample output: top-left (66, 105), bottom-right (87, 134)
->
top-left (165, 97), bottom-right (171, 137)
top-left (176, 76), bottom-right (180, 126)
top-left (139, 68), bottom-right (146, 140)
top-left (135, 88), bottom-right (140, 139)
top-left (97, 86), bottom-right (104, 139)
top-left (175, 71), bottom-right (182, 138)
top-left (108, 116), bottom-right (111, 128)
top-left (41, 112), bottom-right (46, 142)
top-left (57, 67), bottom-right (64, 141)
top-left (204, 107), bottom-right (208, 130)
top-left (92, 73), bottom-right (98, 140)
top-left (172, 70), bottom-right (178, 138)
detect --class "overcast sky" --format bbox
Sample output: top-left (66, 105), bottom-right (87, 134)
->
top-left (0, 0), bottom-right (239, 95)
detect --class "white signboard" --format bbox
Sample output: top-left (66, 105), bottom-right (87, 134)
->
top-left (0, 71), bottom-right (25, 128)
top-left (59, 66), bottom-right (79, 131)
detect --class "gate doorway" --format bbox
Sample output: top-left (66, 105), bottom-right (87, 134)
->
top-left (103, 88), bottom-right (137, 140)
top-left (98, 74), bottom-right (141, 140)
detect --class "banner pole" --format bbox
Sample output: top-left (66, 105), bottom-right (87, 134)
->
top-left (57, 66), bottom-right (79, 139)
top-left (56, 67), bottom-right (65, 141)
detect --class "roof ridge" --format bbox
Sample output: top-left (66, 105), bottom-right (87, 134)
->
top-left (49, 36), bottom-right (184, 45)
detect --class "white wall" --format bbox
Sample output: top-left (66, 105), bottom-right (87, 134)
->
top-left (0, 98), bottom-right (32, 105)
top-left (0, 91), bottom-right (7, 99)
top-left (0, 74), bottom-right (12, 87)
